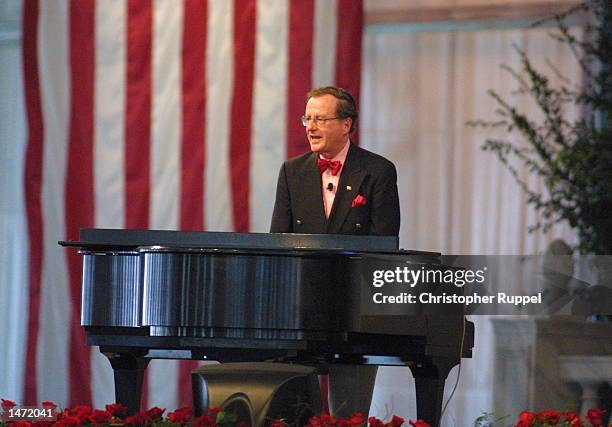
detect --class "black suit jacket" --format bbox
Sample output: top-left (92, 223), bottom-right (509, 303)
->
top-left (270, 143), bottom-right (400, 236)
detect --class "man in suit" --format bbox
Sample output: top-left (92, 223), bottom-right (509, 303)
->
top-left (270, 86), bottom-right (400, 236)
top-left (270, 86), bottom-right (400, 417)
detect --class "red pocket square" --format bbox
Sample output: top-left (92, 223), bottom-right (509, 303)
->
top-left (351, 194), bottom-right (366, 208)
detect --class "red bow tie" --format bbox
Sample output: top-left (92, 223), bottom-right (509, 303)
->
top-left (317, 158), bottom-right (342, 176)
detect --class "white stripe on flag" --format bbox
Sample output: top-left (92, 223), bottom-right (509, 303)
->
top-left (250, 0), bottom-right (288, 232)
top-left (37, 0), bottom-right (71, 406)
top-left (147, 0), bottom-right (183, 410)
top-left (91, 0), bottom-right (128, 409)
top-left (147, 360), bottom-right (179, 411)
top-left (94, 0), bottom-right (126, 230)
top-left (0, 0), bottom-right (27, 402)
top-left (91, 346), bottom-right (115, 410)
top-left (151, 0), bottom-right (182, 231)
top-left (312, 0), bottom-right (337, 88)
top-left (205, 0), bottom-right (233, 232)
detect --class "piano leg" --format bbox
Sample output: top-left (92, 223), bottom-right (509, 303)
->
top-left (103, 351), bottom-right (150, 415)
top-left (408, 357), bottom-right (458, 427)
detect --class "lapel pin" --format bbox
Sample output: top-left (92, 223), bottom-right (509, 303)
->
top-left (346, 185), bottom-right (352, 191)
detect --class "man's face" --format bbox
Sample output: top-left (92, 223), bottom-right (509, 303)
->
top-left (304, 94), bottom-right (351, 158)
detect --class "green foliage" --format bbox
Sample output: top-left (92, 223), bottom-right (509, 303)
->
top-left (468, 0), bottom-right (612, 254)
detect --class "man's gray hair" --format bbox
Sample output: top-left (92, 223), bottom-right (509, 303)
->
top-left (307, 86), bottom-right (358, 133)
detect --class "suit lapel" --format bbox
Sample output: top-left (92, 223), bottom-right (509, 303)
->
top-left (300, 152), bottom-right (328, 232)
top-left (326, 144), bottom-right (366, 234)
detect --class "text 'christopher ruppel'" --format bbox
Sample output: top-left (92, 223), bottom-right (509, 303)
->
top-left (371, 292), bottom-right (543, 306)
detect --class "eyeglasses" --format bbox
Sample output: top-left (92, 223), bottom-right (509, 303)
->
top-left (300, 116), bottom-right (341, 127)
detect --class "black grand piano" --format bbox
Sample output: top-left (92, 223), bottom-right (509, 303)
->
top-left (61, 229), bottom-right (474, 426)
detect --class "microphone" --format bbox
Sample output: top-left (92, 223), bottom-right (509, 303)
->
top-left (327, 182), bottom-right (333, 192)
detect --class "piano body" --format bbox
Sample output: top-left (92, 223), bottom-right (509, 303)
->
top-left (61, 229), bottom-right (474, 426)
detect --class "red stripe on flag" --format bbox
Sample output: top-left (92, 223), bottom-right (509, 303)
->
top-left (180, 0), bottom-right (206, 232)
top-left (66, 0), bottom-right (95, 406)
top-left (126, 0), bottom-right (152, 410)
top-left (126, 0), bottom-right (152, 231)
top-left (286, 0), bottom-right (314, 159)
top-left (22, 0), bottom-right (43, 405)
top-left (335, 0), bottom-right (363, 145)
top-left (178, 0), bottom-right (207, 406)
top-left (229, 0), bottom-right (256, 232)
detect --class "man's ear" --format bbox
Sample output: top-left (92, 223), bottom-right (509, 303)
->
top-left (343, 117), bottom-right (352, 134)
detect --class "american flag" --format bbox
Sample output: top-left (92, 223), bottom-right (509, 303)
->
top-left (21, 0), bottom-right (362, 410)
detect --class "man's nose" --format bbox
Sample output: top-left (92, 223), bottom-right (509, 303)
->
top-left (306, 120), bottom-right (317, 131)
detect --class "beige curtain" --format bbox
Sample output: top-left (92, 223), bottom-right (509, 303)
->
top-left (361, 24), bottom-right (581, 425)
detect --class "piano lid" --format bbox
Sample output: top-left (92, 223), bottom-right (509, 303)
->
top-left (59, 228), bottom-right (433, 254)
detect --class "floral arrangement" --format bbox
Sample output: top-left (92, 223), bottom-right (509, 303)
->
top-left (511, 409), bottom-right (608, 427)
top-left (474, 409), bottom-right (610, 427)
top-left (3, 399), bottom-right (608, 427)
top-left (0, 399), bottom-right (238, 427)
top-left (0, 399), bottom-right (428, 427)
top-left (299, 413), bottom-right (426, 427)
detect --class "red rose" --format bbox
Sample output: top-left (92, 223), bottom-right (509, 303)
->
top-left (518, 411), bottom-right (535, 425)
top-left (269, 421), bottom-right (287, 427)
top-left (55, 416), bottom-right (81, 427)
top-left (586, 409), bottom-right (606, 426)
top-left (1, 399), bottom-right (16, 410)
top-left (64, 405), bottom-right (93, 424)
top-left (409, 420), bottom-right (431, 427)
top-left (41, 401), bottom-right (57, 411)
top-left (124, 412), bottom-right (149, 426)
top-left (563, 412), bottom-right (579, 421)
top-left (307, 415), bottom-right (323, 426)
top-left (88, 409), bottom-right (112, 425)
top-left (570, 417), bottom-right (584, 427)
top-left (236, 422), bottom-right (250, 427)
top-left (351, 194), bottom-right (366, 208)
top-left (348, 413), bottom-right (364, 426)
top-left (13, 421), bottom-right (32, 427)
top-left (192, 414), bottom-right (216, 427)
top-left (168, 407), bottom-right (193, 424)
top-left (145, 406), bottom-right (165, 421)
top-left (32, 421), bottom-right (54, 427)
top-left (105, 403), bottom-right (128, 418)
top-left (321, 413), bottom-right (337, 424)
top-left (208, 407), bottom-right (222, 416)
top-left (368, 416), bottom-right (385, 427)
top-left (537, 410), bottom-right (560, 425)
top-left (390, 415), bottom-right (405, 426)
